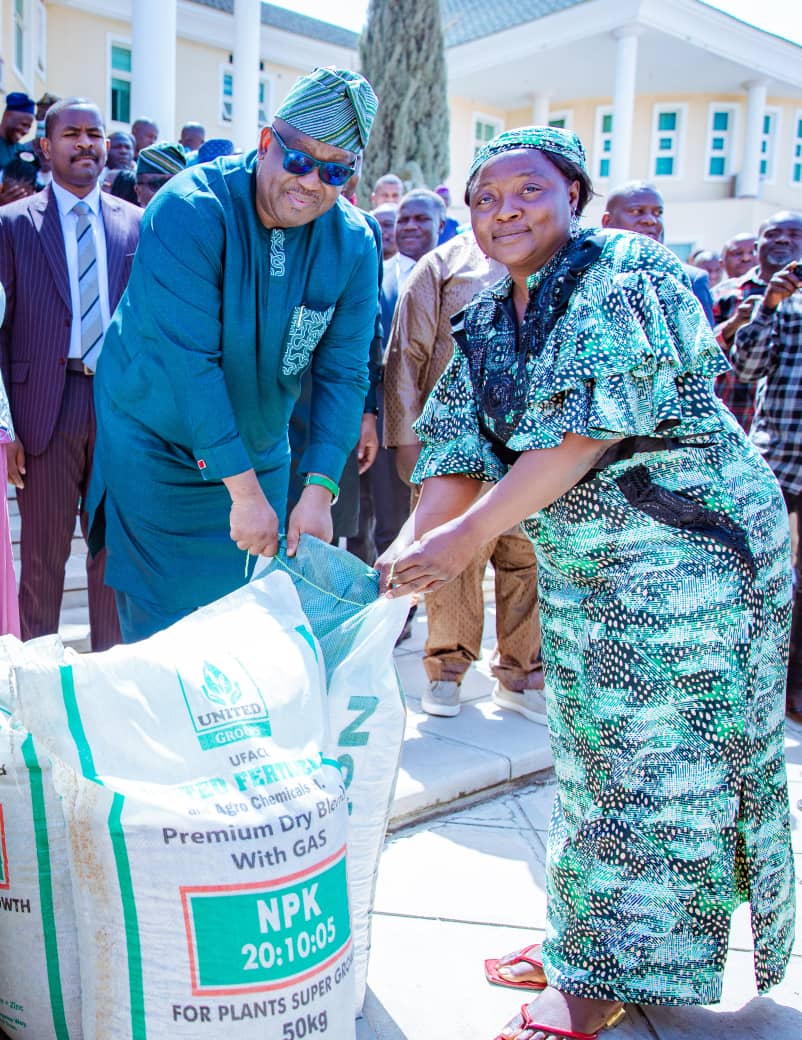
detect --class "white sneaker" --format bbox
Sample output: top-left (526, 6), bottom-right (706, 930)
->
top-left (492, 680), bottom-right (548, 725)
top-left (421, 680), bottom-right (461, 717)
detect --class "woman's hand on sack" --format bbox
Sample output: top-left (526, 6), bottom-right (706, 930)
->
top-left (384, 519), bottom-right (476, 598)
top-left (286, 483), bottom-right (334, 557)
top-left (226, 474), bottom-right (279, 556)
top-left (376, 516), bottom-right (418, 594)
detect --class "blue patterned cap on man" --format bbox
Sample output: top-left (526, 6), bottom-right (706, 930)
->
top-left (468, 125), bottom-right (588, 184)
top-left (274, 67), bottom-right (379, 153)
top-left (195, 138), bottom-right (236, 165)
top-left (5, 92), bottom-right (35, 115)
top-left (136, 142), bottom-right (187, 177)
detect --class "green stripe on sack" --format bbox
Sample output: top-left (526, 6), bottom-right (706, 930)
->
top-left (108, 794), bottom-right (147, 1039)
top-left (60, 665), bottom-right (98, 781)
top-left (59, 664), bottom-right (147, 1038)
top-left (21, 734), bottom-right (71, 1038)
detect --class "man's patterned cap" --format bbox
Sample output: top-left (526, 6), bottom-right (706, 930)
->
top-left (274, 67), bottom-right (379, 154)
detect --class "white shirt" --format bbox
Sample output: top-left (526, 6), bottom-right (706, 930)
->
top-left (395, 251), bottom-right (417, 293)
top-left (51, 180), bottom-right (111, 359)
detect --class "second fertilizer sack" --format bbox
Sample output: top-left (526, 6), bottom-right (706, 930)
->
top-left (14, 571), bottom-right (357, 1040)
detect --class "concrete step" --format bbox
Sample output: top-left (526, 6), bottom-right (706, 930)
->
top-left (59, 621), bottom-right (91, 653)
top-left (61, 587), bottom-right (90, 611)
top-left (59, 601), bottom-right (91, 652)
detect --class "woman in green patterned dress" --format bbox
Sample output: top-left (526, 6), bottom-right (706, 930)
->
top-left (379, 127), bottom-right (795, 1040)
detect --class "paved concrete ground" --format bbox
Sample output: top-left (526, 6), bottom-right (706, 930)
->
top-left (387, 596), bottom-right (553, 829)
top-left (362, 595), bottom-right (802, 1040)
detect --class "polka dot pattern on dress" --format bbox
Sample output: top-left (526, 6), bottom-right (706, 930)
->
top-left (412, 227), bottom-right (796, 1006)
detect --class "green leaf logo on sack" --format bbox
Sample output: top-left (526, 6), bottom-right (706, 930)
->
top-left (177, 657), bottom-right (272, 751)
top-left (201, 662), bottom-right (243, 707)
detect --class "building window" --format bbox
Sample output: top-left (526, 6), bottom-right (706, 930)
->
top-left (792, 112), bottom-right (802, 186)
top-left (705, 105), bottom-right (736, 179)
top-left (13, 0), bottom-right (29, 82)
top-left (35, 1), bottom-right (45, 78)
top-left (651, 105), bottom-right (684, 178)
top-left (110, 41), bottom-right (132, 125)
top-left (548, 109), bottom-right (573, 130)
top-left (258, 79), bottom-right (270, 126)
top-left (221, 67), bottom-right (233, 123)
top-left (594, 107), bottom-right (613, 179)
top-left (472, 114), bottom-right (503, 156)
top-left (220, 66), bottom-right (272, 127)
top-left (760, 108), bottom-right (780, 182)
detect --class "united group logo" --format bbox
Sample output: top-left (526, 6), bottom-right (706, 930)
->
top-left (177, 658), bottom-right (272, 751)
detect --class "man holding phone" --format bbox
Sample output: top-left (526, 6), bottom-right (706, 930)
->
top-left (730, 210), bottom-right (802, 722)
top-left (714, 265), bottom-right (768, 433)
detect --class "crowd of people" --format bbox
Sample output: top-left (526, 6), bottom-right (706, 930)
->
top-left (0, 66), bottom-right (796, 1039)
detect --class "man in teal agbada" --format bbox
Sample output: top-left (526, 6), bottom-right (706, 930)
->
top-left (89, 67), bottom-right (380, 641)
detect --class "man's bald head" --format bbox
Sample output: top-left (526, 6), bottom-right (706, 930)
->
top-left (721, 232), bottom-right (756, 279)
top-left (371, 203), bottom-right (398, 259)
top-left (602, 181), bottom-right (664, 242)
top-left (371, 174), bottom-right (403, 207)
top-left (756, 211), bottom-right (802, 279)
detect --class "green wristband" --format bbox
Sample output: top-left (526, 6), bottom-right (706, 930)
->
top-left (304, 473), bottom-right (339, 504)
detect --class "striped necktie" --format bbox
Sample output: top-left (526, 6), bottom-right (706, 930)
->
top-left (73, 200), bottom-right (104, 372)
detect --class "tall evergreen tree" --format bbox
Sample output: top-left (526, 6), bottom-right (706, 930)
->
top-left (358, 0), bottom-right (450, 204)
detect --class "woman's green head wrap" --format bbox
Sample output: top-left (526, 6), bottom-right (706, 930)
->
top-left (466, 125), bottom-right (588, 196)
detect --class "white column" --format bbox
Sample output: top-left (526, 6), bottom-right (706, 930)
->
top-left (531, 92), bottom-right (551, 127)
top-left (232, 0), bottom-right (262, 153)
top-left (609, 26), bottom-right (642, 187)
top-left (131, 0), bottom-right (176, 138)
top-left (737, 79), bottom-right (767, 198)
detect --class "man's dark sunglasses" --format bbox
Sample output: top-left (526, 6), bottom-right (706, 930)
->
top-left (270, 125), bottom-right (355, 187)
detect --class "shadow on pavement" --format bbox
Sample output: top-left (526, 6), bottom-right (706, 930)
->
top-left (359, 987), bottom-right (407, 1039)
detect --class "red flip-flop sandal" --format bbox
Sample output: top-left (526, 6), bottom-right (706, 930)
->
top-left (493, 1002), bottom-right (626, 1040)
top-left (484, 943), bottom-right (547, 991)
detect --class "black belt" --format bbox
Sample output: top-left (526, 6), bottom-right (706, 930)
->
top-left (66, 358), bottom-right (93, 375)
top-left (576, 435), bottom-right (686, 485)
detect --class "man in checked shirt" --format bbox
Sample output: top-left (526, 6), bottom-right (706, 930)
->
top-left (731, 210), bottom-right (802, 721)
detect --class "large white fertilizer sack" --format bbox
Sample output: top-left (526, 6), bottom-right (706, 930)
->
top-left (0, 635), bottom-right (82, 1039)
top-left (14, 573), bottom-right (356, 1040)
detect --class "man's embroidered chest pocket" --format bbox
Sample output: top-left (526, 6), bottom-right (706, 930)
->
top-left (282, 304), bottom-right (335, 376)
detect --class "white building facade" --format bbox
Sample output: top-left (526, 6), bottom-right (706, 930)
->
top-left (8, 0), bottom-right (802, 253)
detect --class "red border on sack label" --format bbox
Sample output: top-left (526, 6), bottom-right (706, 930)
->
top-left (180, 844), bottom-right (351, 996)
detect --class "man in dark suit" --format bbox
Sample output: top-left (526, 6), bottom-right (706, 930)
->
top-left (602, 181), bottom-right (715, 325)
top-left (0, 97), bottom-right (141, 649)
